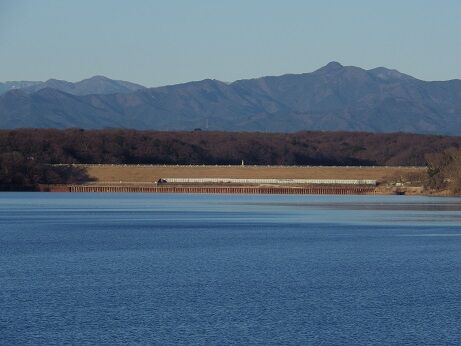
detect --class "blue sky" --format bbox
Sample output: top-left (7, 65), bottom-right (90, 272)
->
top-left (1, 0), bottom-right (460, 86)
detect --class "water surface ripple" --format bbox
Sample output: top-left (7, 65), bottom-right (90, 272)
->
top-left (1, 193), bottom-right (461, 345)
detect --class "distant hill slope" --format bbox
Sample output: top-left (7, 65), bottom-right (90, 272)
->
top-left (0, 76), bottom-right (145, 96)
top-left (0, 81), bottom-right (42, 94)
top-left (1, 63), bottom-right (461, 134)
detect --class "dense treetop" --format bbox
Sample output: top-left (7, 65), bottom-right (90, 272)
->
top-left (1, 129), bottom-right (460, 166)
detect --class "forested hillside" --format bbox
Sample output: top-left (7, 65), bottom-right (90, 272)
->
top-left (1, 129), bottom-right (460, 166)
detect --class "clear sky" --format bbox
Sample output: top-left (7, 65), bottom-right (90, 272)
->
top-left (1, 0), bottom-right (460, 86)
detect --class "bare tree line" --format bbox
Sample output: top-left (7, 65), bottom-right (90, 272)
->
top-left (1, 129), bottom-right (461, 192)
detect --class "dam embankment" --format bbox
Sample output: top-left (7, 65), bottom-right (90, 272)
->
top-left (39, 184), bottom-right (376, 195)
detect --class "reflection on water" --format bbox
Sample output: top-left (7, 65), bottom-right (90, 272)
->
top-left (399, 233), bottom-right (461, 237)
top-left (224, 195), bottom-right (461, 225)
top-left (245, 201), bottom-right (461, 211)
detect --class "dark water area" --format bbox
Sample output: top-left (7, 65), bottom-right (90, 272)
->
top-left (1, 193), bottom-right (461, 345)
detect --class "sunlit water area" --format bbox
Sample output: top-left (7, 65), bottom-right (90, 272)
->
top-left (1, 193), bottom-right (461, 345)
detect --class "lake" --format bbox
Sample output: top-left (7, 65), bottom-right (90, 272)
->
top-left (1, 193), bottom-right (461, 345)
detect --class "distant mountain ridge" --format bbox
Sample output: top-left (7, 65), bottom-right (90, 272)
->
top-left (0, 76), bottom-right (145, 96)
top-left (1, 63), bottom-right (461, 134)
top-left (0, 81), bottom-right (42, 95)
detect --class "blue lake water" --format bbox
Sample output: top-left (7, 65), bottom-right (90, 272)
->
top-left (1, 193), bottom-right (461, 345)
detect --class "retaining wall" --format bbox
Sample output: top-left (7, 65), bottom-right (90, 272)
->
top-left (42, 185), bottom-right (376, 195)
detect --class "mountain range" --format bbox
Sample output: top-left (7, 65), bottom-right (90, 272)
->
top-left (1, 62), bottom-right (461, 134)
top-left (0, 76), bottom-right (145, 96)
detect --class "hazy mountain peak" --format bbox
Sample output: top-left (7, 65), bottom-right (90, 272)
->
top-left (43, 79), bottom-right (74, 87)
top-left (84, 75), bottom-right (111, 81)
top-left (45, 78), bottom-right (66, 83)
top-left (316, 61), bottom-right (344, 73)
top-left (0, 76), bottom-right (146, 96)
top-left (75, 76), bottom-right (146, 94)
top-left (368, 67), bottom-right (416, 81)
top-left (326, 61), bottom-right (343, 68)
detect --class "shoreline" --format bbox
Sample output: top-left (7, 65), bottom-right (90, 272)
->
top-left (0, 185), bottom-right (451, 196)
top-left (1, 164), bottom-right (448, 195)
top-left (33, 184), bottom-right (426, 195)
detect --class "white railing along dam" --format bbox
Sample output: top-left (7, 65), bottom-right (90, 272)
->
top-left (161, 178), bottom-right (377, 186)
